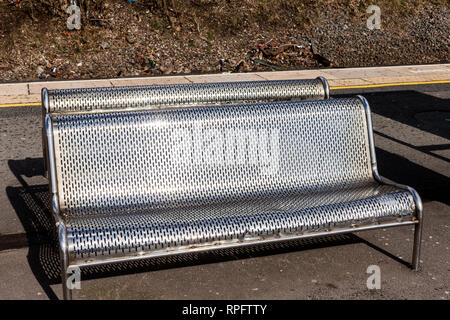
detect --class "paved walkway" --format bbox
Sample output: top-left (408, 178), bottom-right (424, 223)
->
top-left (0, 65), bottom-right (448, 299)
top-left (1, 64), bottom-right (449, 106)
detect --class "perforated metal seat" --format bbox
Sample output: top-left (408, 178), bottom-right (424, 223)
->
top-left (45, 96), bottom-right (423, 299)
top-left (65, 183), bottom-right (414, 263)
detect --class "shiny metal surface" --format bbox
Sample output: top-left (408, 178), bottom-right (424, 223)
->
top-left (45, 115), bottom-right (71, 299)
top-left (46, 78), bottom-right (328, 113)
top-left (53, 98), bottom-right (371, 215)
top-left (72, 220), bottom-right (418, 268)
top-left (65, 184), bottom-right (414, 263)
top-left (49, 98), bottom-right (418, 265)
top-left (41, 78), bottom-right (329, 179)
top-left (317, 76), bottom-right (330, 99)
top-left (357, 95), bottom-right (423, 270)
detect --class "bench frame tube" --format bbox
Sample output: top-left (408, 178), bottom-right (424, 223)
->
top-left (45, 114), bottom-right (71, 300)
top-left (357, 95), bottom-right (423, 271)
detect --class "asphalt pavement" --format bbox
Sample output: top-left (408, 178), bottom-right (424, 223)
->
top-left (0, 83), bottom-right (448, 300)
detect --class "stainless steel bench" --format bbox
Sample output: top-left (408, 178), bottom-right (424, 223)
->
top-left (41, 78), bottom-right (329, 178)
top-left (44, 95), bottom-right (422, 300)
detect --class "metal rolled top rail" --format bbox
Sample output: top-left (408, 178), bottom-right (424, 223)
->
top-left (42, 77), bottom-right (329, 114)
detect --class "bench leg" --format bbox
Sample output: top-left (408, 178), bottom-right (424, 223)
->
top-left (61, 265), bottom-right (73, 300)
top-left (57, 223), bottom-right (73, 300)
top-left (412, 219), bottom-right (423, 271)
top-left (43, 128), bottom-right (49, 179)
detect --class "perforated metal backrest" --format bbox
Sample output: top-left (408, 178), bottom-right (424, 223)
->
top-left (46, 78), bottom-right (328, 113)
top-left (51, 98), bottom-right (372, 216)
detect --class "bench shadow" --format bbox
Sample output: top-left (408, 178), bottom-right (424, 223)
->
top-left (6, 148), bottom-right (443, 299)
top-left (6, 158), bottom-right (59, 300)
top-left (351, 235), bottom-right (412, 269)
top-left (335, 89), bottom-right (450, 204)
top-left (6, 182), bottom-right (361, 299)
top-left (375, 147), bottom-right (450, 205)
top-left (3, 159), bottom-right (366, 300)
top-left (335, 88), bottom-right (450, 141)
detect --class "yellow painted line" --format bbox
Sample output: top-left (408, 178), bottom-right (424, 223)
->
top-left (330, 79), bottom-right (450, 90)
top-left (0, 79), bottom-right (449, 108)
top-left (0, 102), bottom-right (41, 108)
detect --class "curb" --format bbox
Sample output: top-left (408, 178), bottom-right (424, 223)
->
top-left (0, 64), bottom-right (449, 107)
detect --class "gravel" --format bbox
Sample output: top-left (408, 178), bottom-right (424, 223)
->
top-left (0, 1), bottom-right (448, 82)
top-left (311, 4), bottom-right (450, 67)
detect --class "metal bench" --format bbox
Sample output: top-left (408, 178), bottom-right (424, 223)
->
top-left (41, 77), bottom-right (329, 178)
top-left (44, 95), bottom-right (422, 300)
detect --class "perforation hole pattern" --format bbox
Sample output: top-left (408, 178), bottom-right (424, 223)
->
top-left (50, 98), bottom-right (416, 262)
top-left (48, 79), bottom-right (326, 113)
top-left (66, 186), bottom-right (414, 262)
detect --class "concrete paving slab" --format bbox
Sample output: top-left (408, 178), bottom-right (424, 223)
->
top-left (28, 79), bottom-right (114, 95)
top-left (0, 83), bottom-right (28, 96)
top-left (256, 70), bottom-right (325, 80)
top-left (327, 78), bottom-right (371, 87)
top-left (322, 68), bottom-right (404, 79)
top-left (110, 75), bottom-right (191, 86)
top-left (0, 248), bottom-right (52, 300)
top-left (404, 64), bottom-right (450, 72)
top-left (184, 73), bottom-right (265, 83)
top-left (0, 95), bottom-right (40, 106)
top-left (366, 75), bottom-right (450, 85)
